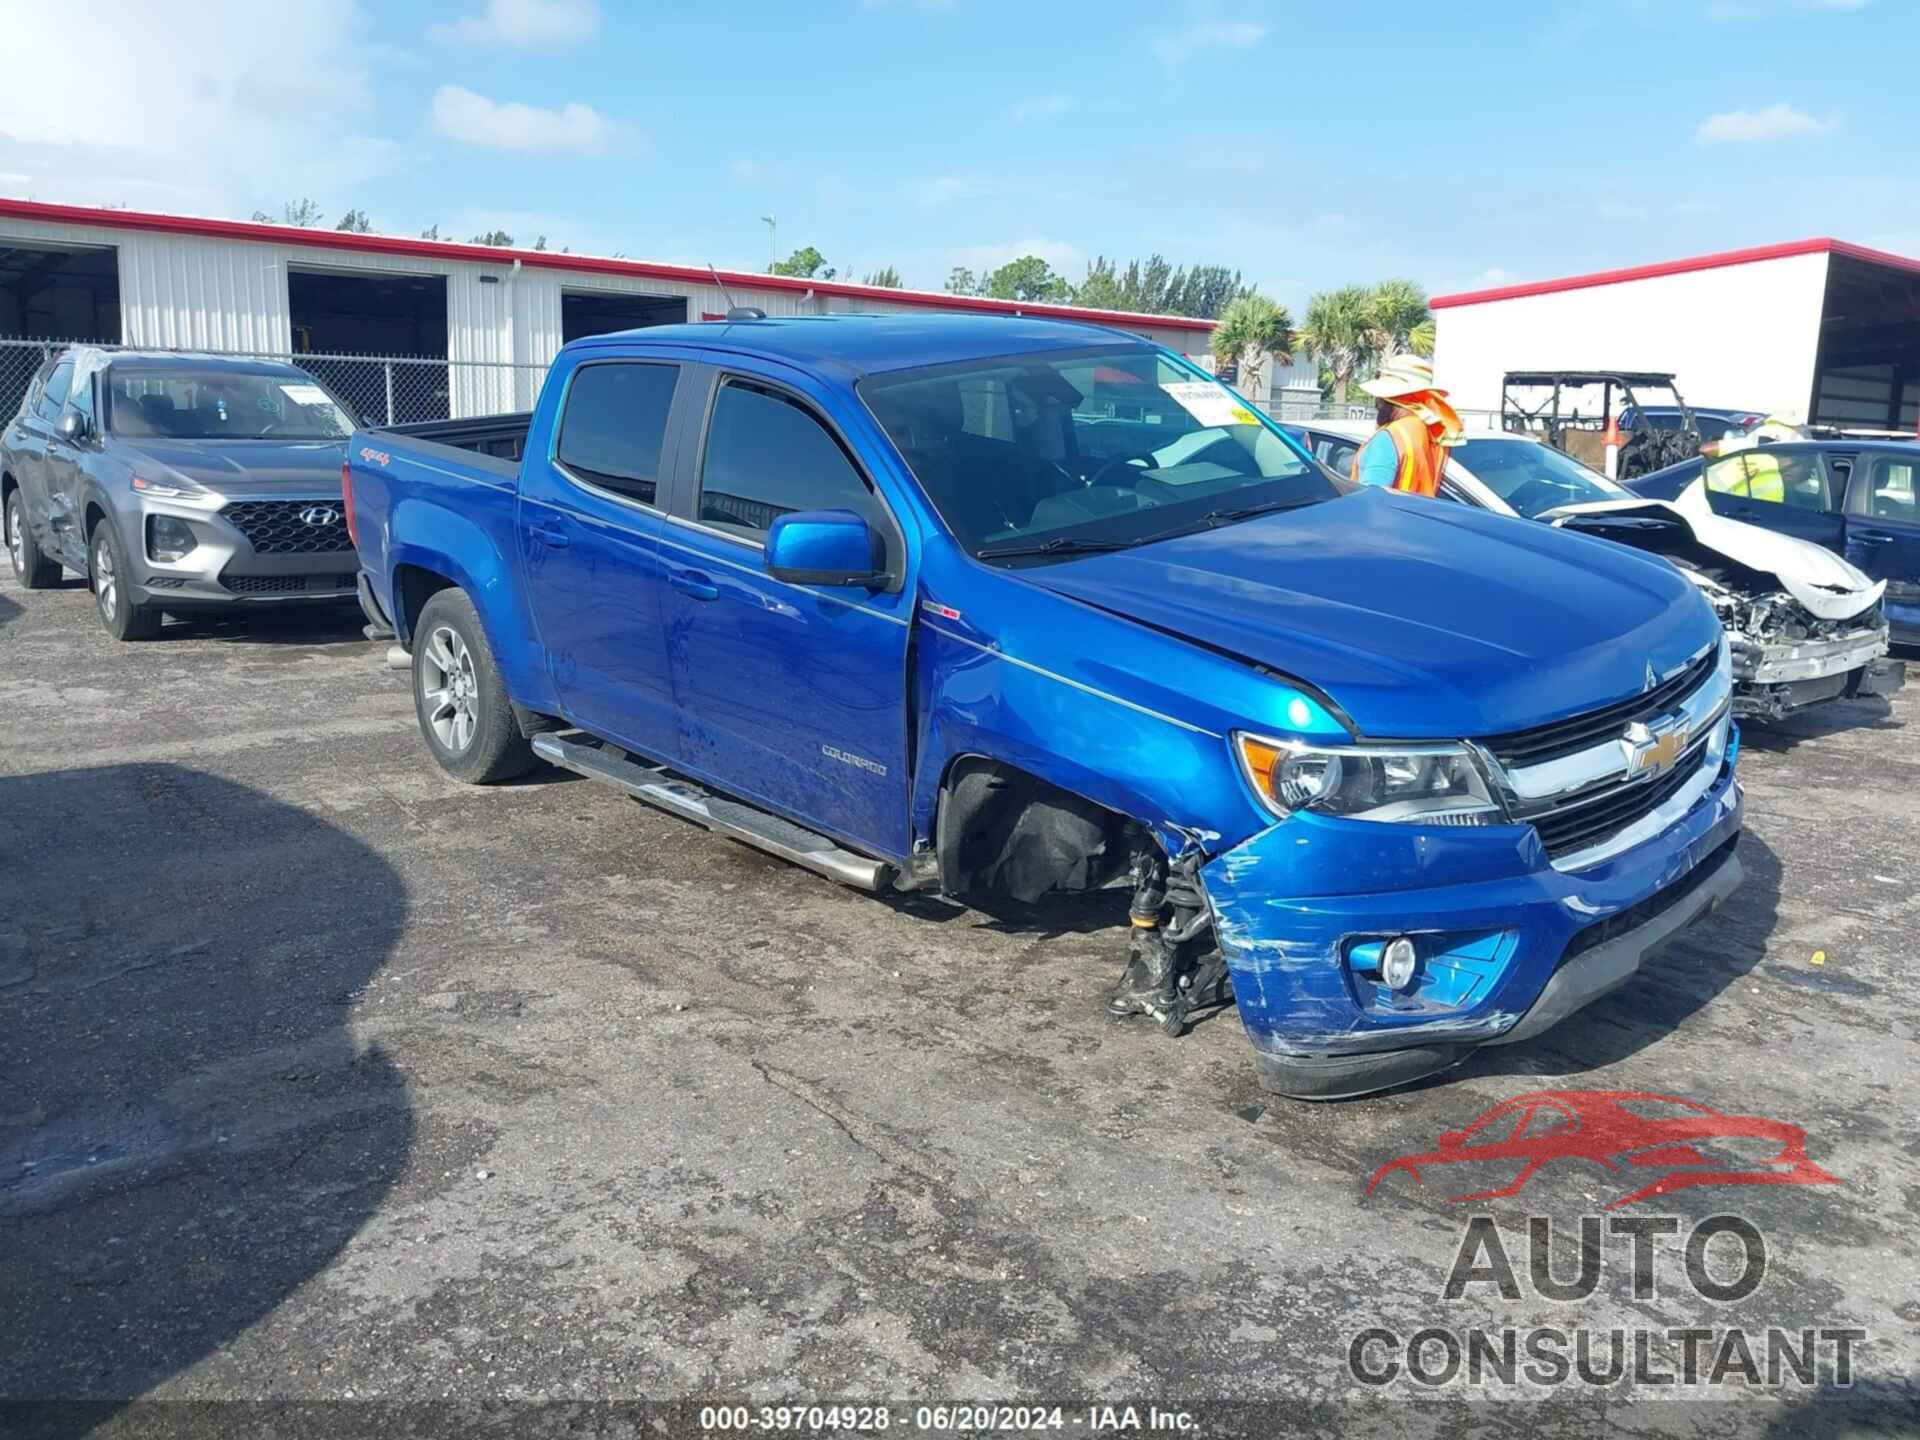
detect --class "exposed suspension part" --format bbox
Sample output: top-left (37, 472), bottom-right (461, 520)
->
top-left (1106, 844), bottom-right (1230, 1036)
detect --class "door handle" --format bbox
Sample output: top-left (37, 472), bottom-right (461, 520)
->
top-left (669, 569), bottom-right (719, 601)
top-left (530, 522), bottom-right (569, 549)
top-left (1853, 530), bottom-right (1893, 545)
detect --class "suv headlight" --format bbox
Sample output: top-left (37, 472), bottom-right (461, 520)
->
top-left (1235, 733), bottom-right (1504, 824)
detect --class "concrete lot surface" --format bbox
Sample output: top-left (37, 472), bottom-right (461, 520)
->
top-left (2, 578), bottom-right (1916, 1437)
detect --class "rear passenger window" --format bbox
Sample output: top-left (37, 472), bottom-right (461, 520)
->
top-left (1863, 459), bottom-right (1917, 522)
top-left (555, 362), bottom-right (680, 506)
top-left (698, 380), bottom-right (879, 540)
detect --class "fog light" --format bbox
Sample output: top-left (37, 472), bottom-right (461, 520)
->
top-left (148, 515), bottom-right (197, 563)
top-left (1381, 936), bottom-right (1418, 991)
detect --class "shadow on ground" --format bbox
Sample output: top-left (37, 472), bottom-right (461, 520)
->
top-left (153, 604), bottom-right (371, 648)
top-left (1737, 697), bottom-right (1903, 753)
top-left (0, 764), bottom-right (410, 1424)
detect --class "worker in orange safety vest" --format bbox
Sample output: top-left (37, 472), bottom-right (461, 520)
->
top-left (1349, 354), bottom-right (1465, 496)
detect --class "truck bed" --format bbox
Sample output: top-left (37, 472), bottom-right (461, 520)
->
top-left (384, 412), bottom-right (535, 468)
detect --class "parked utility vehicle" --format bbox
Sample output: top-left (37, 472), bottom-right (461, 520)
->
top-left (347, 315), bottom-right (1743, 1099)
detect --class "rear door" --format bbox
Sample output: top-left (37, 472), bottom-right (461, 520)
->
top-left (517, 353), bottom-right (685, 759)
top-left (660, 364), bottom-right (913, 858)
top-left (1842, 449), bottom-right (1920, 643)
top-left (1699, 445), bottom-right (1846, 550)
top-left (28, 360), bottom-right (83, 567)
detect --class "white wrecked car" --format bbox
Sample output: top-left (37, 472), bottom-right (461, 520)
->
top-left (1289, 423), bottom-right (1904, 722)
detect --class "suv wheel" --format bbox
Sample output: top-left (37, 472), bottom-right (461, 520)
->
top-left (89, 521), bottom-right (161, 641)
top-left (6, 490), bottom-right (60, 588)
top-left (412, 588), bottom-right (535, 784)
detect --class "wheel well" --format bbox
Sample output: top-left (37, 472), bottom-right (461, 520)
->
top-left (936, 756), bottom-right (1148, 904)
top-left (393, 563), bottom-right (457, 643)
top-left (84, 502), bottom-right (107, 539)
top-left (0, 472), bottom-right (13, 533)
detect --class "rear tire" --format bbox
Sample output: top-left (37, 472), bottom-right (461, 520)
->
top-left (5, 490), bottom-right (60, 589)
top-left (89, 520), bottom-right (161, 641)
top-left (412, 588), bottom-right (535, 784)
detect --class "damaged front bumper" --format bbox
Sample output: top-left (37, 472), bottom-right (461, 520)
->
top-left (1200, 749), bottom-right (1744, 1100)
top-left (1729, 625), bottom-right (1905, 720)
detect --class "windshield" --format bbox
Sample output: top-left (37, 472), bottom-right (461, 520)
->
top-left (861, 347), bottom-right (1337, 560)
top-left (107, 367), bottom-right (353, 441)
top-left (1452, 437), bottom-right (1631, 518)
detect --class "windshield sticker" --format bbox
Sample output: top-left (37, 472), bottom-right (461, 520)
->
top-left (279, 382), bottom-right (332, 407)
top-left (1161, 380), bottom-right (1258, 428)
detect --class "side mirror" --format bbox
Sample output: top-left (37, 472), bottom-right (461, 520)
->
top-left (57, 411), bottom-right (88, 441)
top-left (763, 509), bottom-right (886, 588)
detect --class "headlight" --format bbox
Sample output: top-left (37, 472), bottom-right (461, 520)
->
top-left (147, 514), bottom-right (198, 562)
top-left (1235, 732), bottom-right (1503, 824)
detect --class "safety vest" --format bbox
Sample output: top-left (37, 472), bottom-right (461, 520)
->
top-left (1707, 451), bottom-right (1784, 502)
top-left (1352, 413), bottom-right (1447, 496)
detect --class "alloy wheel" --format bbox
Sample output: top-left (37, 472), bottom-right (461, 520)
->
top-left (6, 498), bottom-right (22, 575)
top-left (420, 624), bottom-right (479, 753)
top-left (93, 534), bottom-right (116, 621)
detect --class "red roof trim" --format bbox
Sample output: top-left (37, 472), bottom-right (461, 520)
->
top-left (0, 196), bottom-right (1215, 333)
top-left (1431, 237), bottom-right (1920, 309)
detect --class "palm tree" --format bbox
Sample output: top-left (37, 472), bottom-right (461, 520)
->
top-left (1211, 294), bottom-right (1294, 402)
top-left (1407, 317), bottom-right (1436, 359)
top-left (1299, 285), bottom-right (1375, 407)
top-left (1366, 279), bottom-right (1431, 358)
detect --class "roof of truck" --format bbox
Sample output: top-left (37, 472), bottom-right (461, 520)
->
top-left (563, 312), bottom-right (1152, 377)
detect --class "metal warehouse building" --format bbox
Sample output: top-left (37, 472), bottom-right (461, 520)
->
top-left (1432, 238), bottom-right (1920, 432)
top-left (0, 198), bottom-right (1216, 425)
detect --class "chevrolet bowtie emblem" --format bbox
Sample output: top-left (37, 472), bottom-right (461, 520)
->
top-left (1622, 720), bottom-right (1690, 778)
top-left (1644, 661), bottom-right (1659, 692)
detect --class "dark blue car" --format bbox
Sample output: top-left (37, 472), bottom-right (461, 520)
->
top-left (1629, 440), bottom-right (1920, 645)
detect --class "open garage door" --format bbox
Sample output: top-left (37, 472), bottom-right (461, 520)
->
top-left (0, 240), bottom-right (120, 419)
top-left (562, 289), bottom-right (686, 343)
top-left (288, 268), bottom-right (449, 424)
top-left (1812, 253), bottom-right (1920, 435)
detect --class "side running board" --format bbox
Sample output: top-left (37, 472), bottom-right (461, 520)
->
top-left (531, 732), bottom-right (893, 892)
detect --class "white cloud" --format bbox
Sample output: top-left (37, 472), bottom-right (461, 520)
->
top-left (429, 0), bottom-right (597, 46)
top-left (430, 86), bottom-right (611, 153)
top-left (1149, 20), bottom-right (1268, 66)
top-left (903, 173), bottom-right (999, 208)
top-left (1695, 102), bottom-right (1835, 144)
top-left (0, 0), bottom-right (397, 216)
top-left (1706, 0), bottom-right (1866, 18)
top-left (1007, 94), bottom-right (1074, 120)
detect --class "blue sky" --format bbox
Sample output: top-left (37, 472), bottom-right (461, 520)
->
top-left (1, 0), bottom-right (1911, 312)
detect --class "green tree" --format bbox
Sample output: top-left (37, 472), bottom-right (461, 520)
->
top-left (770, 246), bottom-right (834, 279)
top-left (1076, 256), bottom-right (1124, 310)
top-left (420, 224), bottom-right (442, 241)
top-left (1171, 264), bottom-right (1250, 320)
top-left (1299, 285), bottom-right (1377, 406)
top-left (1408, 316), bottom-right (1436, 359)
top-left (252, 198), bottom-right (323, 226)
top-left (469, 229), bottom-right (514, 247)
top-left (1211, 294), bottom-right (1294, 400)
top-left (945, 266), bottom-right (980, 295)
top-left (981, 254), bottom-right (1072, 304)
top-left (533, 235), bottom-right (548, 252)
top-left (863, 266), bottom-right (903, 288)
top-left (334, 208), bottom-right (372, 233)
top-left (1366, 278), bottom-right (1431, 359)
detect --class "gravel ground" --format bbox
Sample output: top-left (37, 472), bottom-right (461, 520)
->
top-left (1, 577), bottom-right (1916, 1438)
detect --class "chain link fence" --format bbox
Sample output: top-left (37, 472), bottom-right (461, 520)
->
top-left (1, 336), bottom-right (547, 429)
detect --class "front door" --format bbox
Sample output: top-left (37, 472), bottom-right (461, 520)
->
top-left (660, 370), bottom-right (912, 858)
top-left (518, 357), bottom-right (685, 759)
top-left (1843, 450), bottom-right (1920, 644)
top-left (1699, 445), bottom-right (1846, 551)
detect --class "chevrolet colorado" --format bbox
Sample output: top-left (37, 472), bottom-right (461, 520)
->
top-left (347, 314), bottom-right (1744, 1099)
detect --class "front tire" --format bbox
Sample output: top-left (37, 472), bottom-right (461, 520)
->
top-left (6, 490), bottom-right (60, 589)
top-left (412, 588), bottom-right (535, 784)
top-left (89, 520), bottom-right (161, 641)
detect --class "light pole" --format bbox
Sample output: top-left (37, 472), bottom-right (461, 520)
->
top-left (760, 214), bottom-right (776, 271)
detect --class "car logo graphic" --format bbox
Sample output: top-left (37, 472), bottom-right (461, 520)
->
top-left (300, 507), bottom-right (341, 527)
top-left (1365, 1090), bottom-right (1840, 1210)
top-left (1622, 720), bottom-right (1690, 778)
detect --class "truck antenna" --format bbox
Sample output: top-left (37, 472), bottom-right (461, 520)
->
top-left (707, 264), bottom-right (766, 323)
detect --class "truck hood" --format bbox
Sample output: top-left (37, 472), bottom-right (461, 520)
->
top-left (1542, 479), bottom-right (1884, 622)
top-left (1019, 487), bottom-right (1721, 739)
top-left (121, 438), bottom-right (348, 497)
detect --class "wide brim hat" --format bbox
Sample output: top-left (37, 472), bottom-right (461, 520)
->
top-left (1359, 354), bottom-right (1448, 402)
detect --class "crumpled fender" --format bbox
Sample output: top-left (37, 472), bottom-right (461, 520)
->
top-left (1545, 483), bottom-right (1885, 622)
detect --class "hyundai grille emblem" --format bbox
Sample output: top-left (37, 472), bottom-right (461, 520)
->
top-left (300, 506), bottom-right (341, 527)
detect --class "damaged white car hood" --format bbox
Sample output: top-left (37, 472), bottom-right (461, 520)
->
top-left (1542, 479), bottom-right (1885, 622)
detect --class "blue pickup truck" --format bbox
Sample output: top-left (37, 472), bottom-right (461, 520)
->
top-left (346, 313), bottom-right (1743, 1099)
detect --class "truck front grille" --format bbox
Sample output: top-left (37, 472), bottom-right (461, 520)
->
top-left (1482, 649), bottom-right (1718, 768)
top-left (1529, 735), bottom-right (1718, 861)
top-left (222, 500), bottom-right (351, 554)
